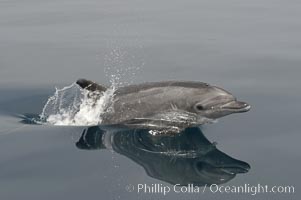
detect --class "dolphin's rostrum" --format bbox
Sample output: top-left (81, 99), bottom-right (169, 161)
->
top-left (76, 79), bottom-right (251, 130)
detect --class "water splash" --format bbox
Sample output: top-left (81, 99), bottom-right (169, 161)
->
top-left (40, 83), bottom-right (116, 126)
top-left (39, 43), bottom-right (144, 126)
top-left (104, 46), bottom-right (144, 87)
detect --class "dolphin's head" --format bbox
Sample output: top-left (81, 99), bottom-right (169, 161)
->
top-left (192, 154), bottom-right (251, 184)
top-left (187, 84), bottom-right (251, 120)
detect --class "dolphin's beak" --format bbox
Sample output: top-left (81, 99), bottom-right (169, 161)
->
top-left (218, 161), bottom-right (251, 174)
top-left (221, 101), bottom-right (251, 113)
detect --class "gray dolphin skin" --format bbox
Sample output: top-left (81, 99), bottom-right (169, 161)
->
top-left (76, 79), bottom-right (251, 129)
top-left (76, 126), bottom-right (250, 186)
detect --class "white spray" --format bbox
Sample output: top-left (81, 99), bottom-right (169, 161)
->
top-left (40, 83), bottom-right (116, 126)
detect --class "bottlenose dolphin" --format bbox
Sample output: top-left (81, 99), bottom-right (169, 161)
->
top-left (76, 126), bottom-right (250, 186)
top-left (76, 79), bottom-right (250, 130)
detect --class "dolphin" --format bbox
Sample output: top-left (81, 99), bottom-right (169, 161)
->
top-left (76, 79), bottom-right (251, 130)
top-left (76, 126), bottom-right (250, 186)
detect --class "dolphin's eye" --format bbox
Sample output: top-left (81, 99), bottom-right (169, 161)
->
top-left (196, 104), bottom-right (205, 111)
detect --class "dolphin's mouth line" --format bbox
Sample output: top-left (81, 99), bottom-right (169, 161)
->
top-left (194, 163), bottom-right (248, 182)
top-left (222, 105), bottom-right (251, 112)
top-left (202, 165), bottom-right (250, 176)
top-left (220, 101), bottom-right (251, 113)
top-left (217, 166), bottom-right (250, 174)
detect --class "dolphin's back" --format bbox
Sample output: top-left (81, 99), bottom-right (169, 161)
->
top-left (115, 81), bottom-right (210, 96)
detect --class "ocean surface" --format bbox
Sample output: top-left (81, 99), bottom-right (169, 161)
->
top-left (0, 0), bottom-right (300, 199)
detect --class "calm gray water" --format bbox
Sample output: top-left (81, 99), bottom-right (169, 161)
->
top-left (0, 0), bottom-right (300, 199)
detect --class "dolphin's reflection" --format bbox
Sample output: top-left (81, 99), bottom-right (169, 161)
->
top-left (76, 126), bottom-right (250, 186)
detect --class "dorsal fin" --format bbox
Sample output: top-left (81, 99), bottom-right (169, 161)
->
top-left (76, 79), bottom-right (107, 92)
